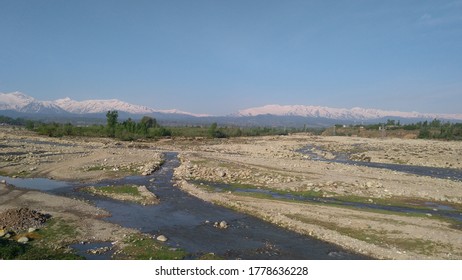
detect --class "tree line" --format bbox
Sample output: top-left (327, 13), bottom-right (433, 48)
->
top-left (1, 112), bottom-right (314, 140)
top-left (356, 119), bottom-right (462, 140)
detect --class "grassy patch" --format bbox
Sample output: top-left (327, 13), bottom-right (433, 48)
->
top-left (99, 185), bottom-right (141, 196)
top-left (82, 184), bottom-right (158, 205)
top-left (85, 165), bottom-right (105, 171)
top-left (35, 218), bottom-right (79, 244)
top-left (115, 233), bottom-right (187, 260)
top-left (0, 218), bottom-right (83, 260)
top-left (197, 253), bottom-right (224, 260)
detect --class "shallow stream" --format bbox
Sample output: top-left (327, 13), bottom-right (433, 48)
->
top-left (0, 153), bottom-right (366, 260)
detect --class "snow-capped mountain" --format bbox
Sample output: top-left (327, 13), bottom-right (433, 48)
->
top-left (236, 104), bottom-right (462, 121)
top-left (0, 92), bottom-right (206, 117)
top-left (2, 91), bottom-right (461, 122)
top-left (54, 97), bottom-right (155, 114)
top-left (0, 92), bottom-right (67, 114)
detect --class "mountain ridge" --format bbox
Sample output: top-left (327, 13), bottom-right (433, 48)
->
top-left (236, 104), bottom-right (462, 121)
top-left (0, 92), bottom-right (207, 117)
top-left (1, 91), bottom-right (461, 122)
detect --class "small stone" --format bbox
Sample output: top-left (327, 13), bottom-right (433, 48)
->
top-left (0, 229), bottom-right (6, 237)
top-left (18, 237), bottom-right (29, 244)
top-left (1, 180), bottom-right (6, 184)
top-left (219, 220), bottom-right (228, 229)
top-left (28, 227), bottom-right (37, 233)
top-left (156, 235), bottom-right (168, 242)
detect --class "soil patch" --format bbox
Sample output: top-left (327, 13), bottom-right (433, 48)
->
top-left (0, 208), bottom-right (50, 233)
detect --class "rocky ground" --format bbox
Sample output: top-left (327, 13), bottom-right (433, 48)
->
top-left (0, 126), bottom-right (165, 182)
top-left (1, 126), bottom-right (461, 259)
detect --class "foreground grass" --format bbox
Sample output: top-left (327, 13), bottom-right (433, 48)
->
top-left (0, 218), bottom-right (83, 260)
top-left (114, 233), bottom-right (186, 260)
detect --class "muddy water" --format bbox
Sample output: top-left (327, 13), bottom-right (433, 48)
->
top-left (297, 145), bottom-right (462, 182)
top-left (1, 153), bottom-right (366, 260)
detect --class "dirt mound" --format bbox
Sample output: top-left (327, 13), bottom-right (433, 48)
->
top-left (0, 208), bottom-right (50, 233)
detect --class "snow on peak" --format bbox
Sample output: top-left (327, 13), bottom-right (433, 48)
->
top-left (53, 97), bottom-right (157, 114)
top-left (237, 104), bottom-right (462, 120)
top-left (0, 91), bottom-right (207, 117)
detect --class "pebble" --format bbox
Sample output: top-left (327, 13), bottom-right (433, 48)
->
top-left (156, 235), bottom-right (168, 242)
top-left (17, 236), bottom-right (29, 244)
top-left (28, 227), bottom-right (37, 233)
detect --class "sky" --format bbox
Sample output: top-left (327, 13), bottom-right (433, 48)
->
top-left (1, 0), bottom-right (461, 115)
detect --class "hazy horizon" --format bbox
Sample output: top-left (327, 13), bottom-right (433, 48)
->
top-left (1, 1), bottom-right (461, 115)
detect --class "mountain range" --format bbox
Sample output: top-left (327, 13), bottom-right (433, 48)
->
top-left (0, 92), bottom-right (208, 117)
top-left (236, 104), bottom-right (462, 121)
top-left (1, 91), bottom-right (461, 126)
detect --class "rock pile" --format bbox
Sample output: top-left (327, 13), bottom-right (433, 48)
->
top-left (0, 208), bottom-right (50, 233)
top-left (213, 220), bottom-right (229, 229)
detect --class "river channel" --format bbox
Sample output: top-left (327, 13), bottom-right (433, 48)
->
top-left (0, 153), bottom-right (366, 260)
top-left (297, 145), bottom-right (462, 182)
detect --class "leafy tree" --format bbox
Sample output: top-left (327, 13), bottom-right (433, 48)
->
top-left (106, 110), bottom-right (118, 137)
top-left (140, 116), bottom-right (157, 128)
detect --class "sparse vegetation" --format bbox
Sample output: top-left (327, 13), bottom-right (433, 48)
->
top-left (82, 185), bottom-right (159, 205)
top-left (114, 233), bottom-right (186, 260)
top-left (330, 119), bottom-right (462, 140)
top-left (0, 218), bottom-right (84, 260)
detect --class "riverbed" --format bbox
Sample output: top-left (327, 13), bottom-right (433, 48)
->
top-left (1, 153), bottom-right (366, 260)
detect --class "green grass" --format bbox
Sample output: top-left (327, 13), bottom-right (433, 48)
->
top-left (35, 218), bottom-right (79, 243)
top-left (114, 233), bottom-right (187, 260)
top-left (98, 185), bottom-right (141, 196)
top-left (0, 218), bottom-right (84, 260)
top-left (197, 253), bottom-right (224, 260)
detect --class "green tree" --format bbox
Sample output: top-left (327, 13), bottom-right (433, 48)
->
top-left (208, 122), bottom-right (218, 138)
top-left (106, 110), bottom-right (118, 137)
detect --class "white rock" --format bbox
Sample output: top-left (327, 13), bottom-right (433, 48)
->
top-left (156, 235), bottom-right (168, 242)
top-left (18, 237), bottom-right (29, 244)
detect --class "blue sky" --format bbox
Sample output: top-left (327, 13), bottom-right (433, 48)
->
top-left (1, 0), bottom-right (461, 115)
